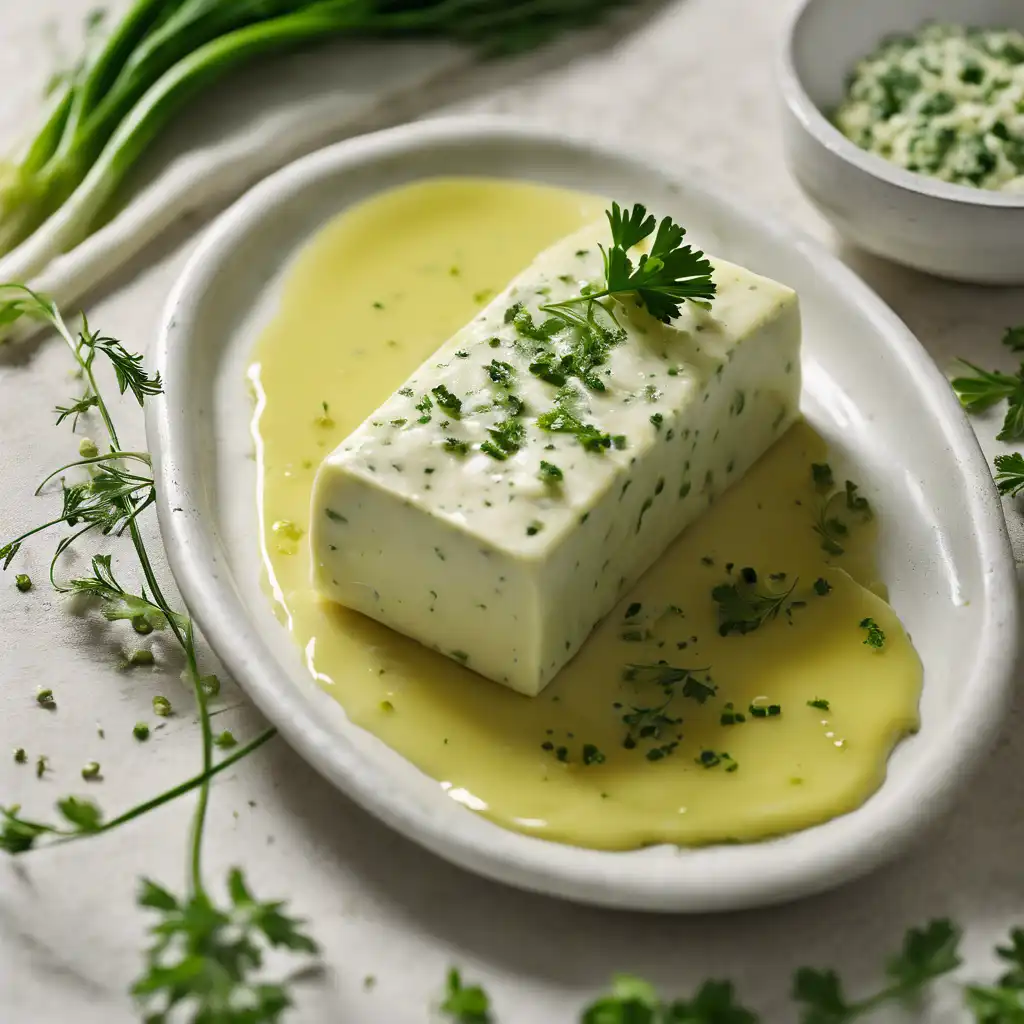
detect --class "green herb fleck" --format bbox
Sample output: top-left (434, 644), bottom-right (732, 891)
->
top-left (133, 722), bottom-right (150, 741)
top-left (214, 731), bottom-right (237, 750)
top-left (538, 460), bottom-right (563, 483)
top-left (81, 761), bottom-right (102, 780)
top-left (860, 617), bottom-right (886, 648)
top-left (152, 695), bottom-right (172, 717)
top-left (808, 698), bottom-right (830, 711)
top-left (15, 573), bottom-right (31, 592)
top-left (36, 688), bottom-right (55, 709)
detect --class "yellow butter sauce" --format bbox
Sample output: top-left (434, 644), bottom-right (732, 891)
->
top-left (248, 178), bottom-right (921, 849)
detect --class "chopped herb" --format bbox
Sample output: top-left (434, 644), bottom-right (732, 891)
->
top-left (213, 731), bottom-right (237, 749)
top-left (650, 413), bottom-right (664, 431)
top-left (808, 698), bottom-right (831, 710)
top-left (414, 393), bottom-right (433, 423)
top-left (81, 761), bottom-right (102, 780)
top-left (538, 460), bottom-right (563, 483)
top-left (325, 508), bottom-right (347, 524)
top-left (697, 750), bottom-right (737, 771)
top-left (128, 649), bottom-right (154, 667)
top-left (526, 521), bottom-right (543, 536)
top-left (712, 575), bottom-right (798, 636)
top-left (481, 418), bottom-right (525, 460)
top-left (625, 602), bottom-right (642, 619)
top-left (431, 385), bottom-right (462, 419)
top-left (537, 408), bottom-right (612, 452)
top-left (443, 438), bottom-right (469, 456)
top-left (811, 462), bottom-right (834, 492)
top-left (36, 755), bottom-right (49, 778)
top-left (455, 349), bottom-right (469, 358)
top-left (485, 359), bottom-right (515, 387)
top-left (36, 688), bottom-right (55, 709)
top-left (813, 577), bottom-right (832, 596)
top-left (440, 968), bottom-right (492, 1023)
top-left (15, 573), bottom-right (31, 592)
top-left (450, 650), bottom-right (469, 663)
top-left (152, 695), bottom-right (172, 717)
top-left (582, 744), bottom-right (606, 766)
top-left (749, 701), bottom-right (782, 718)
top-left (133, 722), bottom-right (150, 741)
top-left (13, 748), bottom-right (27, 764)
top-left (860, 617), bottom-right (886, 648)
top-left (845, 480), bottom-right (872, 516)
top-left (720, 703), bottom-right (746, 725)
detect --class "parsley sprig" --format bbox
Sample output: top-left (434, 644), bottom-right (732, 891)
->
top-left (793, 920), bottom-right (960, 1023)
top-left (550, 203), bottom-right (716, 323)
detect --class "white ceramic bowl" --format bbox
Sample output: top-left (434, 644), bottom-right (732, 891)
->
top-left (149, 117), bottom-right (1018, 912)
top-left (779, 0), bottom-right (1024, 284)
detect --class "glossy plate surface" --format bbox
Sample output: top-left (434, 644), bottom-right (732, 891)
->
top-left (148, 117), bottom-right (1017, 911)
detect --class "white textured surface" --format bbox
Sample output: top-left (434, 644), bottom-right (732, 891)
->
top-left (0, 1), bottom-right (1022, 1021)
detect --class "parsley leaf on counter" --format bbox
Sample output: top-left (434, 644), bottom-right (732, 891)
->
top-left (441, 969), bottom-right (493, 1023)
top-left (582, 974), bottom-right (758, 1024)
top-left (793, 919), bottom-right (960, 1024)
top-left (966, 928), bottom-right (1024, 1022)
top-left (995, 453), bottom-right (1024, 497)
top-left (950, 362), bottom-right (1021, 412)
top-left (133, 869), bottom-right (318, 1023)
top-left (1003, 326), bottom-right (1024, 351)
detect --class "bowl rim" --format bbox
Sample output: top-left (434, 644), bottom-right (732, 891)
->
top-left (779, 0), bottom-right (1024, 210)
top-left (148, 115), bottom-right (1020, 912)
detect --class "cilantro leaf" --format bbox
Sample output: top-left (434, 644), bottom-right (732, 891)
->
top-left (666, 979), bottom-right (759, 1023)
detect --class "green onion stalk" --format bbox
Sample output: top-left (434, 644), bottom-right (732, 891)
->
top-left (0, 0), bottom-right (632, 287)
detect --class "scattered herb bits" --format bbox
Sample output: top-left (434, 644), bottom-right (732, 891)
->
top-left (133, 722), bottom-right (150, 741)
top-left (152, 695), bottom-right (172, 717)
top-left (749, 700), bottom-right (782, 718)
top-left (214, 731), bottom-right (237, 750)
top-left (808, 698), bottom-right (831, 711)
top-left (36, 688), bottom-right (56, 709)
top-left (81, 761), bottom-right (102, 781)
top-left (13, 747), bottom-right (27, 764)
top-left (15, 573), bottom-right (31, 592)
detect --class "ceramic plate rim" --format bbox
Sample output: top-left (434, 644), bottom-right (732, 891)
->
top-left (148, 115), bottom-right (1018, 912)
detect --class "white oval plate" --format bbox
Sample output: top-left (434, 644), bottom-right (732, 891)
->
top-left (149, 117), bottom-right (1018, 912)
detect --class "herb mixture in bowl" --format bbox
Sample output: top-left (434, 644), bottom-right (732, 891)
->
top-left (834, 23), bottom-right (1024, 192)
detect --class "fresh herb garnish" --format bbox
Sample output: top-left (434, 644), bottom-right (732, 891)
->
top-left (481, 418), bottom-right (526, 461)
top-left (431, 384), bottom-right (463, 419)
top-left (860, 617), bottom-right (886, 648)
top-left (537, 407), bottom-right (613, 453)
top-left (808, 698), bottom-right (831, 711)
top-left (538, 460), bottom-right (563, 483)
top-left (444, 438), bottom-right (469, 456)
top-left (1004, 326), bottom-right (1024, 352)
top-left (441, 968), bottom-right (493, 1023)
top-left (793, 919), bottom-right (960, 1024)
top-left (712, 574), bottom-right (798, 636)
top-left (995, 453), bottom-right (1024, 496)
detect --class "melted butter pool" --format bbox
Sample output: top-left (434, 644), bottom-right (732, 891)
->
top-left (249, 177), bottom-right (922, 850)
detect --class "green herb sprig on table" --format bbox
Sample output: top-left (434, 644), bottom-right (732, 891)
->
top-left (951, 327), bottom-right (1024, 495)
top-left (0, 286), bottom-right (316, 1020)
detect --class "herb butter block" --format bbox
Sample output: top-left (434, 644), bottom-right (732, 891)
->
top-left (310, 222), bottom-right (801, 695)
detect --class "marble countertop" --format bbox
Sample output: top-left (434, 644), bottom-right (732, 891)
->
top-left (1, 1), bottom-right (1023, 1021)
